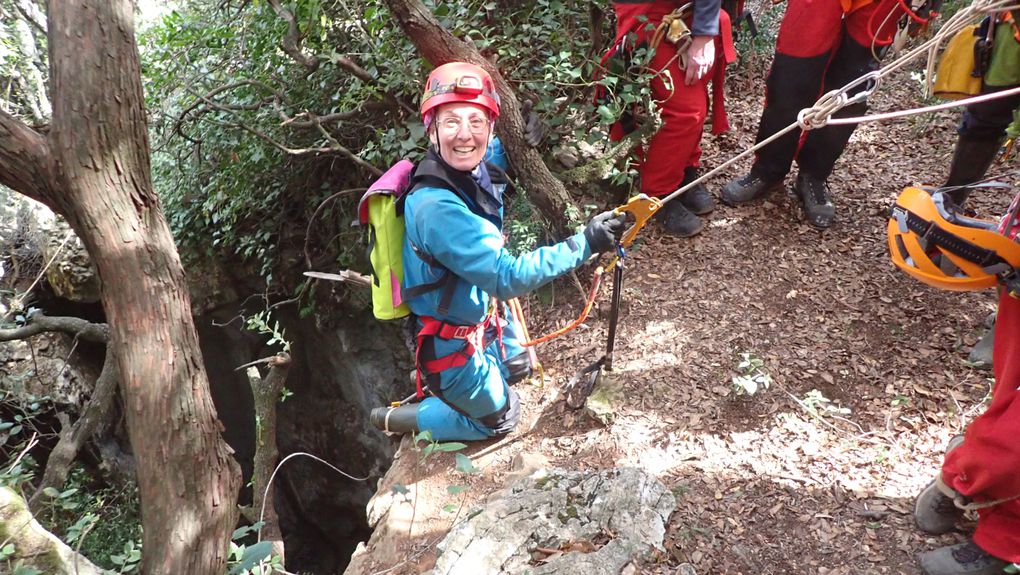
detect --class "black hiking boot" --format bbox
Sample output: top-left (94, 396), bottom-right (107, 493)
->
top-left (679, 167), bottom-right (716, 215)
top-left (656, 200), bottom-right (704, 237)
top-left (721, 170), bottom-right (783, 205)
top-left (794, 172), bottom-right (835, 229)
top-left (919, 540), bottom-right (1009, 575)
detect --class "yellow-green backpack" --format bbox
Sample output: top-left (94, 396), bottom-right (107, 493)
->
top-left (358, 160), bottom-right (416, 320)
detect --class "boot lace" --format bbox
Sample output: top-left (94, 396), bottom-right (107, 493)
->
top-left (803, 178), bottom-right (831, 207)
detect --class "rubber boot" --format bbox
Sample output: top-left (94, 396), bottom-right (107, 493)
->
top-left (370, 404), bottom-right (419, 435)
top-left (943, 136), bottom-right (1003, 208)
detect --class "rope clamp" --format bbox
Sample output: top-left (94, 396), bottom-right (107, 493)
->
top-left (606, 194), bottom-right (662, 271)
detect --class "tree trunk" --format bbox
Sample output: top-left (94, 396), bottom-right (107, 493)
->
top-left (0, 2), bottom-right (242, 574)
top-left (383, 0), bottom-right (576, 236)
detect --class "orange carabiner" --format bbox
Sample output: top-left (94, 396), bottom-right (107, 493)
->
top-left (605, 194), bottom-right (662, 272)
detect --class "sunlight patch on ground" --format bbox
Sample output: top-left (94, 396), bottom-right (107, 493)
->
top-left (707, 216), bottom-right (745, 229)
top-left (608, 406), bottom-right (956, 500)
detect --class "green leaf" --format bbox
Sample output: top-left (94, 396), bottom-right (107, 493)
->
top-left (12, 566), bottom-right (42, 575)
top-left (455, 453), bottom-right (479, 475)
top-left (432, 442), bottom-right (467, 453)
top-left (447, 485), bottom-right (470, 496)
top-left (228, 540), bottom-right (274, 574)
top-left (391, 483), bottom-right (410, 496)
top-left (232, 521), bottom-right (264, 541)
top-left (42, 487), bottom-right (61, 498)
top-left (442, 503), bottom-right (458, 513)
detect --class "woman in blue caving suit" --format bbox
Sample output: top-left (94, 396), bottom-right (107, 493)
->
top-left (369, 61), bottom-right (626, 441)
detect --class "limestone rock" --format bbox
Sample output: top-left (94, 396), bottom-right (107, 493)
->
top-left (431, 467), bottom-right (676, 575)
top-left (0, 333), bottom-right (99, 406)
top-left (584, 371), bottom-right (627, 425)
top-left (0, 486), bottom-right (103, 574)
top-left (38, 218), bottom-right (100, 304)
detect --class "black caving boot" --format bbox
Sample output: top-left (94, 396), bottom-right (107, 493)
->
top-left (794, 172), bottom-right (835, 229)
top-left (944, 136), bottom-right (1004, 208)
top-left (919, 540), bottom-right (1009, 575)
top-left (369, 404), bottom-right (419, 435)
top-left (679, 167), bottom-right (716, 215)
top-left (656, 199), bottom-right (704, 237)
top-left (720, 169), bottom-right (784, 206)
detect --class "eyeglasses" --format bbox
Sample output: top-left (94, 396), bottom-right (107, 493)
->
top-left (436, 116), bottom-right (490, 134)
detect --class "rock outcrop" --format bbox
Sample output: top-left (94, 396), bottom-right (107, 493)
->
top-left (432, 467), bottom-right (676, 575)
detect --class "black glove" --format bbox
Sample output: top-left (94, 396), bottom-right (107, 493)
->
top-left (522, 100), bottom-right (545, 148)
top-left (583, 210), bottom-right (627, 253)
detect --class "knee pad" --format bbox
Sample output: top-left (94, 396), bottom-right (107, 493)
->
top-left (504, 351), bottom-right (532, 386)
top-left (477, 388), bottom-right (521, 437)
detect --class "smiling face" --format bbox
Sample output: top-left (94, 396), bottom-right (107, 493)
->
top-left (428, 102), bottom-right (492, 172)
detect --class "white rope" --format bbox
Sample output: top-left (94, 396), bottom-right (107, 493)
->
top-left (828, 84), bottom-right (1020, 125)
top-left (257, 451), bottom-right (371, 543)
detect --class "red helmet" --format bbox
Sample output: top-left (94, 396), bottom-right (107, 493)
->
top-left (420, 62), bottom-right (500, 122)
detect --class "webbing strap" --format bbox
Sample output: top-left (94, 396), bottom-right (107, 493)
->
top-left (894, 206), bottom-right (1003, 269)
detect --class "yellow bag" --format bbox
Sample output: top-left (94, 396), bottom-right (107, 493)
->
top-left (934, 24), bottom-right (983, 100)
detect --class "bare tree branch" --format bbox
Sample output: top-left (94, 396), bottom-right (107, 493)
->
top-left (13, 0), bottom-right (47, 35)
top-left (0, 109), bottom-right (54, 208)
top-left (29, 349), bottom-right (119, 511)
top-left (189, 89), bottom-right (383, 176)
top-left (331, 55), bottom-right (417, 116)
top-left (266, 0), bottom-right (319, 72)
top-left (239, 353), bottom-right (291, 567)
top-left (559, 117), bottom-right (661, 186)
top-left (0, 313), bottom-right (108, 343)
top-left (282, 109), bottom-right (362, 128)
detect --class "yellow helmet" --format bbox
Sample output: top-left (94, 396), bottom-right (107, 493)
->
top-left (888, 187), bottom-right (1020, 293)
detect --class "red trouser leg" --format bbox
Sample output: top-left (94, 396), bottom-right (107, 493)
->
top-left (612, 3), bottom-right (711, 198)
top-left (942, 291), bottom-right (1020, 563)
top-left (640, 44), bottom-right (710, 197)
top-left (754, 0), bottom-right (905, 180)
top-left (752, 1), bottom-right (843, 179)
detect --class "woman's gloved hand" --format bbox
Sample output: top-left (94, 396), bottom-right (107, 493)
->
top-left (583, 210), bottom-right (628, 253)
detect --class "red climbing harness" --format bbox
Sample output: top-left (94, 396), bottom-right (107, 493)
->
top-left (414, 307), bottom-right (505, 398)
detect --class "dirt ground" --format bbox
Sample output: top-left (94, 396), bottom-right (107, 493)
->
top-left (348, 39), bottom-right (1017, 575)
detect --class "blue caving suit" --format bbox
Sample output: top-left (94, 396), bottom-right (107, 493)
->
top-left (402, 145), bottom-right (595, 441)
